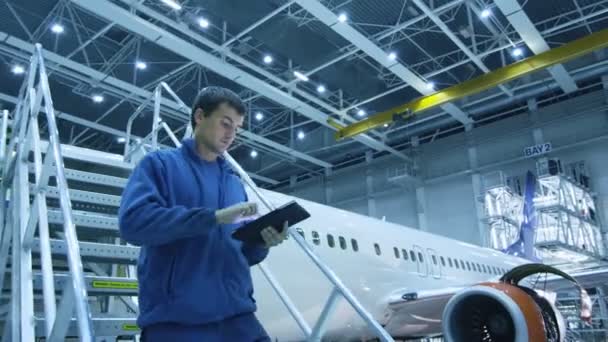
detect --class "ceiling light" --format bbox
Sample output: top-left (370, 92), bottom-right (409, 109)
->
top-left (337, 13), bottom-right (348, 23)
top-left (11, 65), bottom-right (25, 75)
top-left (426, 82), bottom-right (435, 90)
top-left (250, 150), bottom-right (258, 158)
top-left (317, 85), bottom-right (326, 93)
top-left (117, 137), bottom-right (126, 143)
top-left (51, 24), bottom-right (64, 34)
top-left (263, 55), bottom-right (273, 64)
top-left (161, 0), bottom-right (182, 10)
top-left (92, 95), bottom-right (104, 103)
top-left (297, 131), bottom-right (305, 140)
top-left (388, 52), bottom-right (397, 61)
top-left (512, 47), bottom-right (523, 57)
top-left (357, 109), bottom-right (366, 117)
top-left (198, 18), bottom-right (210, 28)
top-left (135, 61), bottom-right (147, 70)
top-left (383, 123), bottom-right (389, 128)
top-left (255, 112), bottom-right (264, 121)
top-left (480, 9), bottom-right (492, 18)
top-left (293, 71), bottom-right (309, 82)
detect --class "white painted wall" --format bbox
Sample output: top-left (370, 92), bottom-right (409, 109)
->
top-left (283, 87), bottom-right (608, 246)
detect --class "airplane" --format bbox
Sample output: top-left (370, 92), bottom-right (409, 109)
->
top-left (241, 170), bottom-right (596, 341)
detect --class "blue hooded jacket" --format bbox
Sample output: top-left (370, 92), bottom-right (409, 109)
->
top-left (118, 138), bottom-right (269, 328)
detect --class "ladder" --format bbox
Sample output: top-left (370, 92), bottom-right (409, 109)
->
top-left (0, 45), bottom-right (394, 341)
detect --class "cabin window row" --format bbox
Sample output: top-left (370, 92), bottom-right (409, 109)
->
top-left (301, 229), bottom-right (507, 275)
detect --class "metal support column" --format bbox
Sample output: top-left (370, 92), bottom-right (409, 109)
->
top-left (528, 98), bottom-right (544, 146)
top-left (365, 151), bottom-right (376, 217)
top-left (467, 125), bottom-right (488, 246)
top-left (412, 137), bottom-right (428, 231)
top-left (324, 168), bottom-right (333, 205)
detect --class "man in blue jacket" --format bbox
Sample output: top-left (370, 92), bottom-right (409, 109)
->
top-left (118, 86), bottom-right (287, 341)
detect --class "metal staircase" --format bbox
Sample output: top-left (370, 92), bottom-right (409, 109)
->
top-left (0, 45), bottom-right (394, 341)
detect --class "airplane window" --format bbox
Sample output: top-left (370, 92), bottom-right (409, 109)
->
top-left (440, 256), bottom-right (445, 266)
top-left (410, 251), bottom-right (416, 262)
top-left (493, 266), bottom-right (499, 275)
top-left (327, 234), bottom-right (335, 248)
top-left (295, 228), bottom-right (305, 239)
top-left (339, 236), bottom-right (347, 250)
top-left (432, 255), bottom-right (437, 265)
top-left (481, 265), bottom-right (487, 273)
top-left (454, 260), bottom-right (459, 269)
top-left (448, 258), bottom-right (453, 267)
top-left (476, 263), bottom-right (481, 273)
top-left (460, 260), bottom-right (465, 269)
top-left (351, 239), bottom-right (359, 252)
top-left (401, 249), bottom-right (408, 260)
top-left (374, 243), bottom-right (381, 256)
top-left (312, 231), bottom-right (320, 245)
top-left (466, 262), bottom-right (471, 271)
top-left (393, 247), bottom-right (400, 259)
top-left (418, 252), bottom-right (424, 263)
top-left (471, 263), bottom-right (477, 272)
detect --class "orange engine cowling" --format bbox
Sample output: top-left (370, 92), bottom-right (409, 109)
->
top-left (441, 282), bottom-right (565, 342)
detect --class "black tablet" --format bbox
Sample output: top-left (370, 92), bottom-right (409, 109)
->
top-left (232, 200), bottom-right (310, 245)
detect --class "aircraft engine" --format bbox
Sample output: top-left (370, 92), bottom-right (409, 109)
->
top-left (441, 282), bottom-right (566, 342)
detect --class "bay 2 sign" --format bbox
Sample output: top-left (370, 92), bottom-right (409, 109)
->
top-left (524, 143), bottom-right (552, 158)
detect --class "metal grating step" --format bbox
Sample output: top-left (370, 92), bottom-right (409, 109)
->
top-left (29, 165), bottom-right (129, 188)
top-left (32, 238), bottom-right (139, 264)
top-left (47, 208), bottom-right (118, 233)
top-left (33, 273), bottom-right (138, 296)
top-left (34, 317), bottom-right (139, 337)
top-left (31, 184), bottom-right (122, 207)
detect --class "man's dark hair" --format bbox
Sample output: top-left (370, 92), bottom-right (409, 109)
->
top-left (191, 86), bottom-right (246, 129)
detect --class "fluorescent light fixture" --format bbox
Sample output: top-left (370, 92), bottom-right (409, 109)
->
top-left (255, 112), bottom-right (264, 121)
top-left (337, 13), bottom-right (348, 23)
top-left (161, 0), bottom-right (182, 10)
top-left (297, 131), bottom-right (305, 140)
top-left (117, 137), bottom-right (126, 143)
top-left (11, 65), bottom-right (25, 75)
top-left (263, 55), bottom-right (273, 64)
top-left (198, 18), bottom-right (210, 28)
top-left (92, 95), bottom-right (104, 103)
top-left (512, 47), bottom-right (523, 57)
top-left (357, 109), bottom-right (366, 117)
top-left (426, 82), bottom-right (435, 90)
top-left (51, 24), bottom-right (64, 34)
top-left (388, 52), bottom-right (397, 61)
top-left (383, 123), bottom-right (389, 128)
top-left (480, 9), bottom-right (492, 18)
top-left (293, 71), bottom-right (309, 82)
top-left (317, 85), bottom-right (326, 93)
top-left (250, 150), bottom-right (258, 158)
top-left (136, 61), bottom-right (147, 70)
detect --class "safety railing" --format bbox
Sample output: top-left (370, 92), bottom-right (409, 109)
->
top-left (0, 44), bottom-right (94, 341)
top-left (124, 82), bottom-right (394, 341)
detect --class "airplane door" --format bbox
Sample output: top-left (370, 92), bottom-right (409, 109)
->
top-left (427, 248), bottom-right (441, 279)
top-left (413, 245), bottom-right (428, 277)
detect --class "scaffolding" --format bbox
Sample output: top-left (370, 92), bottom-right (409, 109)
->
top-left (481, 158), bottom-right (605, 267)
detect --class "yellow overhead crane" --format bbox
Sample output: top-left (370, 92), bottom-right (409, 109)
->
top-left (331, 28), bottom-right (608, 140)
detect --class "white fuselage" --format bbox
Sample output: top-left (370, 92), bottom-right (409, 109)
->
top-left (247, 188), bottom-right (529, 341)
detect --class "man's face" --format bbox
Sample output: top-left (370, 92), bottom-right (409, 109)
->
top-left (194, 103), bottom-right (243, 155)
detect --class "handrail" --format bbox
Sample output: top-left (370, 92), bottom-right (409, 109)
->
top-left (139, 82), bottom-right (394, 341)
top-left (0, 44), bottom-right (95, 341)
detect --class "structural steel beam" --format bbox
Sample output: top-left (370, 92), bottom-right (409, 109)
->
top-left (0, 31), bottom-right (330, 170)
top-left (292, 0), bottom-right (473, 125)
top-left (411, 0), bottom-right (513, 97)
top-left (72, 0), bottom-right (410, 162)
top-left (333, 28), bottom-right (608, 140)
top-left (494, 0), bottom-right (579, 93)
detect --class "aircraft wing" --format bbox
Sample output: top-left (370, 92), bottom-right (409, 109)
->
top-left (379, 286), bottom-right (466, 338)
top-left (543, 267), bottom-right (608, 291)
